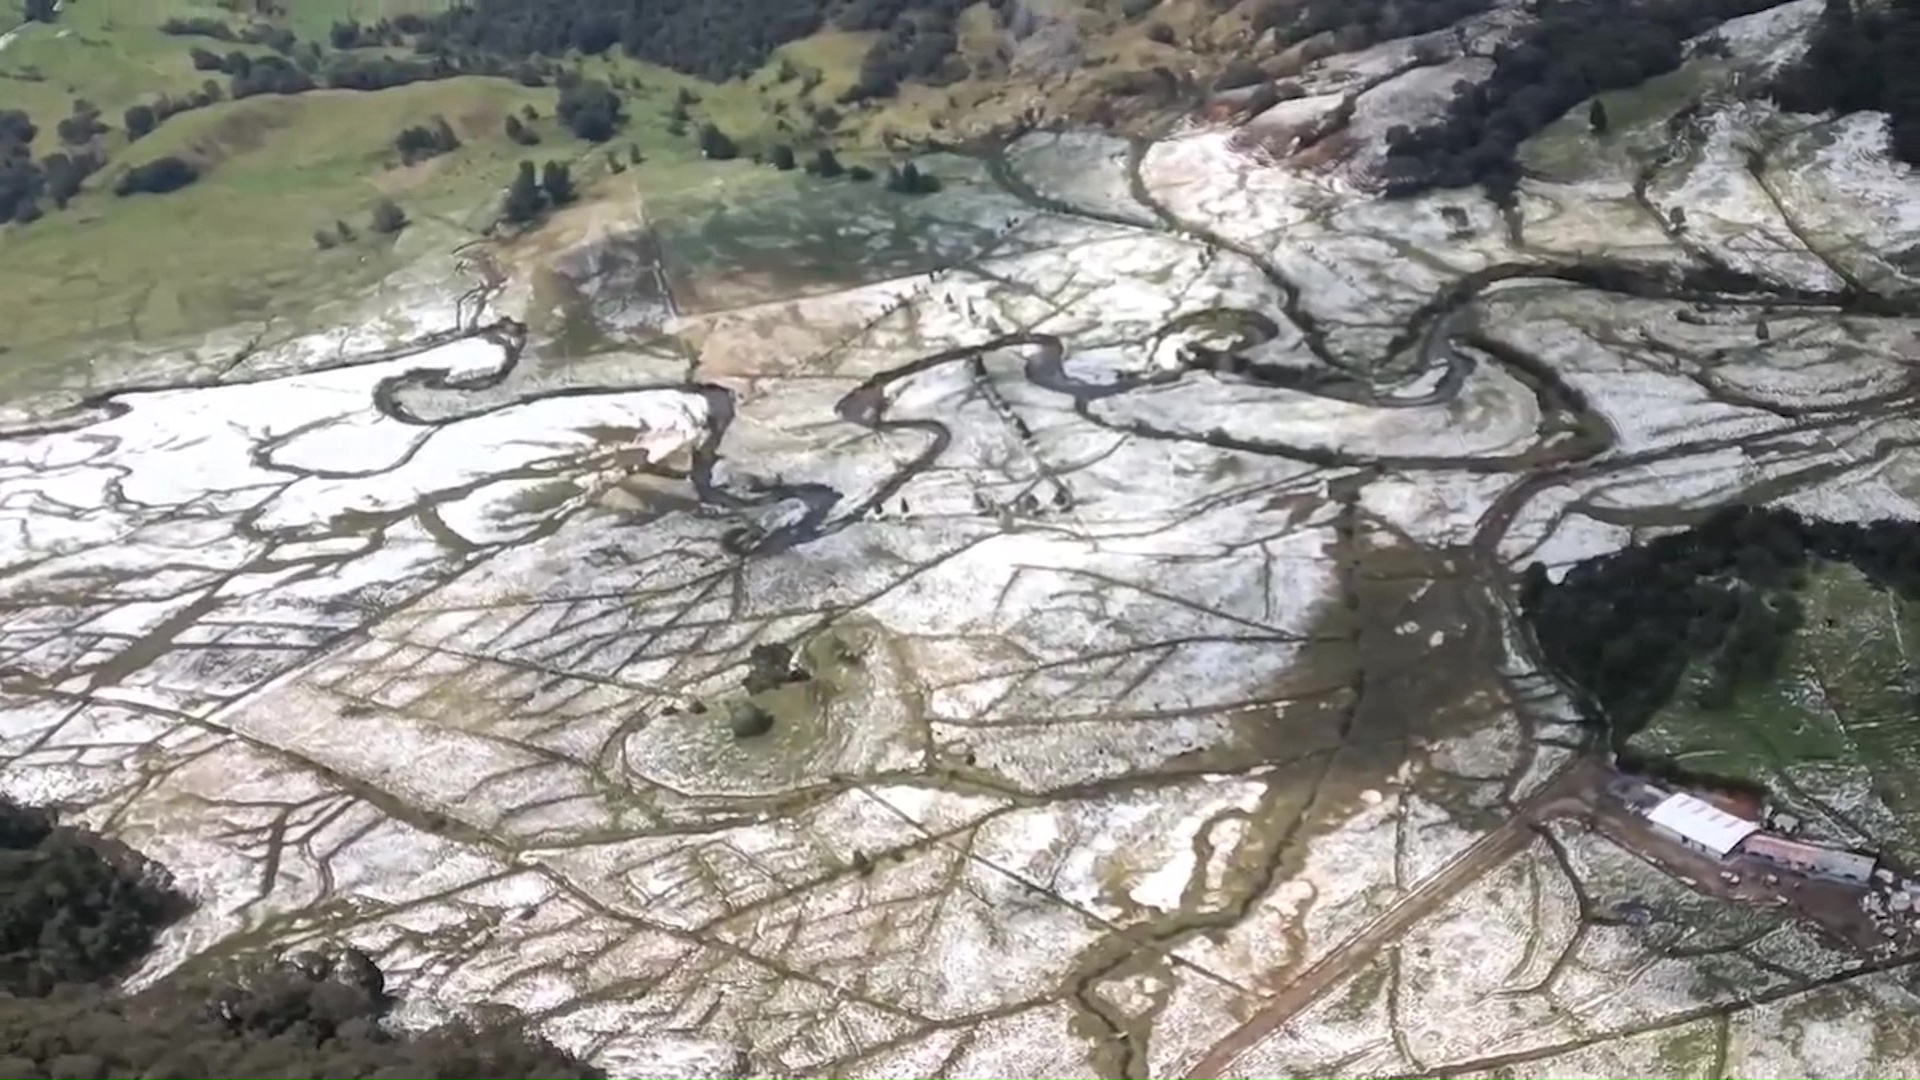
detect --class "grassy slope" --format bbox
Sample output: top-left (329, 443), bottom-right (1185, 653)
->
top-left (0, 0), bottom-right (1206, 383)
top-left (0, 77), bottom-right (568, 374)
top-left (0, 0), bottom-right (889, 372)
top-left (1630, 564), bottom-right (1920, 853)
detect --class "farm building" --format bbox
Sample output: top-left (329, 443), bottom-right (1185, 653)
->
top-left (1740, 833), bottom-right (1877, 884)
top-left (1645, 792), bottom-right (1761, 857)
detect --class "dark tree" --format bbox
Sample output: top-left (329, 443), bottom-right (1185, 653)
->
top-left (556, 79), bottom-right (622, 142)
top-left (41, 152), bottom-right (81, 208)
top-left (884, 160), bottom-right (941, 194)
top-left (125, 103), bottom-right (158, 140)
top-left (22, 0), bottom-right (56, 22)
top-left (1213, 60), bottom-right (1266, 91)
top-left (9, 197), bottom-right (39, 225)
top-left (113, 156), bottom-right (200, 197)
top-left (847, 163), bottom-right (876, 181)
top-left (698, 123), bottom-right (740, 160)
top-left (806, 147), bottom-right (843, 177)
top-left (540, 159), bottom-right (576, 205)
top-left (502, 159), bottom-right (544, 222)
top-left (370, 198), bottom-right (408, 234)
top-left (1243, 80), bottom-right (1281, 116)
top-left (505, 113), bottom-right (540, 145)
top-left (768, 142), bottom-right (796, 170)
top-left (627, 142), bottom-right (643, 164)
top-left (1588, 97), bottom-right (1610, 134)
top-left (56, 100), bottom-right (107, 147)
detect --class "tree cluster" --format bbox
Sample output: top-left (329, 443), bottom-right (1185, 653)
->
top-left (1522, 505), bottom-right (1920, 741)
top-left (55, 100), bottom-right (108, 148)
top-left (0, 796), bottom-right (601, 1079)
top-left (1, 111), bottom-right (109, 226)
top-left (121, 84), bottom-right (224, 146)
top-left (23, 0), bottom-right (56, 23)
top-left (883, 160), bottom-right (942, 193)
top-left (556, 79), bottom-right (622, 142)
top-left (1378, 0), bottom-right (1783, 200)
top-left (158, 16), bottom-right (237, 41)
top-left (322, 53), bottom-right (458, 93)
top-left (393, 116), bottom-right (461, 165)
top-left (499, 159), bottom-right (577, 224)
top-left (505, 113), bottom-right (540, 145)
top-left (842, 3), bottom-right (967, 102)
top-left (215, 53), bottom-right (318, 98)
top-left (1, 110), bottom-right (48, 223)
top-left (1773, 0), bottom-right (1920, 165)
top-left (328, 17), bottom-right (420, 50)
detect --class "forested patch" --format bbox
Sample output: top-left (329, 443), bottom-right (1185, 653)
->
top-left (408, 0), bottom-right (832, 82)
top-left (842, 0), bottom-right (984, 102)
top-left (1379, 0), bottom-right (1789, 199)
top-left (0, 796), bottom-right (600, 1079)
top-left (1251, 0), bottom-right (1495, 50)
top-left (1772, 0), bottom-right (1920, 165)
top-left (0, 798), bottom-right (187, 996)
top-left (1521, 506), bottom-right (1920, 742)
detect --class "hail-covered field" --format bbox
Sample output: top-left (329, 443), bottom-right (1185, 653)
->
top-left (3, 2), bottom-right (1920, 1075)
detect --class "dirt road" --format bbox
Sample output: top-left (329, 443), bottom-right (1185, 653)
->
top-left (1183, 759), bottom-right (1598, 1079)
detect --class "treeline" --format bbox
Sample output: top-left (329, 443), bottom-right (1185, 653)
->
top-left (0, 796), bottom-right (602, 1078)
top-left (1772, 0), bottom-right (1920, 165)
top-left (325, 0), bottom-right (991, 103)
top-left (188, 47), bottom-right (463, 98)
top-left (1522, 505), bottom-right (1920, 738)
top-left (1379, 0), bottom-right (1787, 200)
top-left (1252, 0), bottom-right (1494, 50)
top-left (403, 0), bottom-right (831, 81)
top-left (162, 16), bottom-right (297, 54)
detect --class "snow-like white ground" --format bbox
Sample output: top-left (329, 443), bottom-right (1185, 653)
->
top-left (3, 11), bottom-right (1920, 1077)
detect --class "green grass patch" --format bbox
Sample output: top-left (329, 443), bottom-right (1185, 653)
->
top-left (0, 77), bottom-right (560, 384)
top-left (0, 0), bottom-right (247, 153)
top-left (1631, 563), bottom-right (1920, 850)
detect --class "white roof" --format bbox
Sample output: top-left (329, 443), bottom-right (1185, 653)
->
top-left (1645, 792), bottom-right (1760, 857)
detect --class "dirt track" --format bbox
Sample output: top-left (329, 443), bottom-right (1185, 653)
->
top-left (1182, 759), bottom-right (1600, 1078)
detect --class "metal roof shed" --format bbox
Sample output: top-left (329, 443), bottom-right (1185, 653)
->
top-left (1645, 792), bottom-right (1761, 857)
